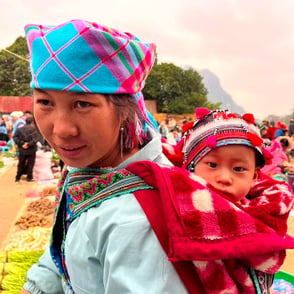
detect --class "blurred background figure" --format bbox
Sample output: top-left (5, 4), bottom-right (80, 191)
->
top-left (289, 116), bottom-right (294, 139)
top-left (10, 111), bottom-right (25, 136)
top-left (260, 119), bottom-right (269, 138)
top-left (13, 116), bottom-right (41, 182)
top-left (159, 118), bottom-right (169, 139)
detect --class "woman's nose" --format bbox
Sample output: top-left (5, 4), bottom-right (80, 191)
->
top-left (53, 114), bottom-right (78, 138)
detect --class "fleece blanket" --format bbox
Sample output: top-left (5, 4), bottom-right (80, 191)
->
top-left (127, 161), bottom-right (294, 294)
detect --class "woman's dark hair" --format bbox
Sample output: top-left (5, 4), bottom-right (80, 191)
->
top-left (104, 94), bottom-right (149, 153)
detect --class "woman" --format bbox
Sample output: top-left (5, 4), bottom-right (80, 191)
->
top-left (22, 20), bottom-right (294, 294)
top-left (21, 19), bottom-right (188, 293)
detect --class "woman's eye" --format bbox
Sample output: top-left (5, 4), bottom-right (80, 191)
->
top-left (76, 101), bottom-right (92, 108)
top-left (36, 99), bottom-right (52, 106)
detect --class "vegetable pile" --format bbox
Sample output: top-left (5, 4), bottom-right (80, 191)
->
top-left (4, 194), bottom-right (55, 252)
top-left (0, 185), bottom-right (57, 293)
top-left (0, 250), bottom-right (44, 293)
top-left (15, 197), bottom-right (54, 230)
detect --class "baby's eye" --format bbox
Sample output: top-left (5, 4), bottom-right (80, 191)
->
top-left (207, 162), bottom-right (217, 168)
top-left (234, 166), bottom-right (245, 172)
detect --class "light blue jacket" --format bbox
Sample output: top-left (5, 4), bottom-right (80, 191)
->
top-left (23, 130), bottom-right (188, 294)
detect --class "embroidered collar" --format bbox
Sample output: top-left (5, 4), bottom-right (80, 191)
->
top-left (50, 166), bottom-right (154, 288)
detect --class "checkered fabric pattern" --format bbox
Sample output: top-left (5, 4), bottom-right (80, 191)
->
top-left (127, 160), bottom-right (294, 293)
top-left (25, 19), bottom-right (156, 94)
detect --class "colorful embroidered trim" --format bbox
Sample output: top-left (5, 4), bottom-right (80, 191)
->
top-left (50, 166), bottom-right (154, 288)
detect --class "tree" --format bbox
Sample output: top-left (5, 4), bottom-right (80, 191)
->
top-left (143, 62), bottom-right (220, 114)
top-left (0, 36), bottom-right (31, 96)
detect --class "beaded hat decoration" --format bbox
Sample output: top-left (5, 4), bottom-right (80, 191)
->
top-left (182, 108), bottom-right (266, 171)
top-left (24, 19), bottom-right (156, 129)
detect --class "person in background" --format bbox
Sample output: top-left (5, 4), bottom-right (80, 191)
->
top-left (2, 115), bottom-right (13, 139)
top-left (10, 111), bottom-right (25, 136)
top-left (261, 138), bottom-right (289, 178)
top-left (273, 121), bottom-right (288, 139)
top-left (159, 117), bottom-right (169, 139)
top-left (13, 116), bottom-right (40, 182)
top-left (24, 110), bottom-right (33, 119)
top-left (181, 115), bottom-right (188, 125)
top-left (0, 116), bottom-right (6, 127)
top-left (278, 136), bottom-right (294, 161)
top-left (0, 116), bottom-right (9, 142)
top-left (167, 115), bottom-right (177, 131)
top-left (260, 119), bottom-right (269, 138)
top-left (265, 120), bottom-right (276, 140)
top-left (289, 116), bottom-right (294, 138)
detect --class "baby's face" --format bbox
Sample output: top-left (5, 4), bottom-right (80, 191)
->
top-left (193, 145), bottom-right (258, 202)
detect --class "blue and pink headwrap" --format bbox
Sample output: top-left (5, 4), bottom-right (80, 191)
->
top-left (24, 19), bottom-right (157, 130)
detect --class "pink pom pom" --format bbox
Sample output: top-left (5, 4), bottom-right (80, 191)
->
top-left (195, 107), bottom-right (211, 120)
top-left (261, 147), bottom-right (273, 165)
top-left (206, 135), bottom-right (216, 148)
top-left (181, 121), bottom-right (194, 133)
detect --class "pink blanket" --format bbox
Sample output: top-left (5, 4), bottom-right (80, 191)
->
top-left (127, 161), bottom-right (294, 293)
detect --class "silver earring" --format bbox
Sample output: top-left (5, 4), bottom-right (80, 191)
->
top-left (188, 161), bottom-right (195, 172)
top-left (120, 127), bottom-right (124, 158)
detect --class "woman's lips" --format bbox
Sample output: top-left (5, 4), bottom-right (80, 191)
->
top-left (57, 145), bottom-right (86, 158)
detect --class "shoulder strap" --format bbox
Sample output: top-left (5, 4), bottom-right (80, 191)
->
top-left (133, 188), bottom-right (205, 294)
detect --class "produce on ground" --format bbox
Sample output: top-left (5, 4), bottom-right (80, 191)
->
top-left (4, 193), bottom-right (55, 252)
top-left (5, 227), bottom-right (51, 251)
top-left (0, 250), bottom-right (44, 293)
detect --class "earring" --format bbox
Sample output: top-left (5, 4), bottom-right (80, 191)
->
top-left (188, 162), bottom-right (195, 172)
top-left (120, 127), bottom-right (124, 158)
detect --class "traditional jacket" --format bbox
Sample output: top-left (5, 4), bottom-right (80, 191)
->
top-left (23, 130), bottom-right (294, 293)
top-left (23, 130), bottom-right (188, 294)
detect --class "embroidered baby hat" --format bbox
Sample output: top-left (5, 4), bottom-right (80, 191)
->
top-left (24, 19), bottom-right (156, 126)
top-left (182, 108), bottom-right (267, 171)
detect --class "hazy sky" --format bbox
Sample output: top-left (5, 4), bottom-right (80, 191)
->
top-left (1, 0), bottom-right (294, 119)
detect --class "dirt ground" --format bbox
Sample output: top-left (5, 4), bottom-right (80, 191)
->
top-left (0, 161), bottom-right (33, 248)
top-left (0, 161), bottom-right (293, 274)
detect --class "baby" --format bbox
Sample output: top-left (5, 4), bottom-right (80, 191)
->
top-left (131, 107), bottom-right (294, 293)
top-left (178, 108), bottom-right (294, 293)
top-left (182, 107), bottom-right (266, 203)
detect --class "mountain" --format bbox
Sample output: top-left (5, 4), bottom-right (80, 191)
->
top-left (199, 69), bottom-right (245, 114)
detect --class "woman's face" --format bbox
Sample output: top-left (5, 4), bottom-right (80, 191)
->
top-left (33, 89), bottom-right (123, 168)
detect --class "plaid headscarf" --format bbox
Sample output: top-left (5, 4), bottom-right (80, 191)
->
top-left (25, 19), bottom-right (157, 129)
